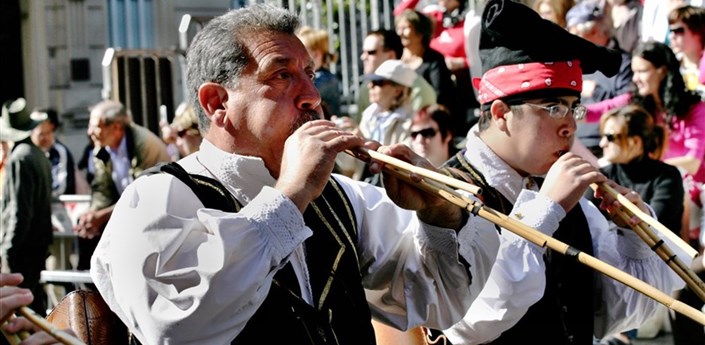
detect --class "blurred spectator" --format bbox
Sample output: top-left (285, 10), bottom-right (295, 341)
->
top-left (160, 102), bottom-right (203, 160)
top-left (355, 60), bottom-right (415, 184)
top-left (0, 98), bottom-right (52, 316)
top-left (74, 100), bottom-right (170, 270)
top-left (77, 137), bottom-right (95, 184)
top-left (297, 26), bottom-right (342, 118)
top-left (29, 108), bottom-right (88, 197)
top-left (668, 5), bottom-right (705, 97)
top-left (585, 42), bottom-right (705, 190)
top-left (532, 0), bottom-right (575, 28)
top-left (357, 29), bottom-right (436, 124)
top-left (641, 0), bottom-right (689, 44)
top-left (407, 104), bottom-right (457, 167)
top-left (567, 0), bottom-right (633, 104)
top-left (394, 0), bottom-right (479, 127)
top-left (396, 9), bottom-right (462, 130)
top-left (605, 0), bottom-right (643, 54)
top-left (585, 45), bottom-right (705, 325)
top-left (593, 105), bottom-right (685, 345)
top-left (359, 60), bottom-right (415, 143)
top-left (170, 102), bottom-right (202, 157)
top-left (29, 108), bottom-right (86, 278)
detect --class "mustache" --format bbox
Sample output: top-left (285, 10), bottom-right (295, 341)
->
top-left (290, 109), bottom-right (321, 134)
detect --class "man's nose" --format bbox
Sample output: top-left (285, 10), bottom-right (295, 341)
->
top-left (296, 78), bottom-right (322, 111)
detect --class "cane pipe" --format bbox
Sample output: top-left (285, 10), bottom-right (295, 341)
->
top-left (590, 183), bottom-right (705, 303)
top-left (590, 183), bottom-right (698, 259)
top-left (1, 313), bottom-right (37, 345)
top-left (5, 307), bottom-right (86, 345)
top-left (1, 315), bottom-right (23, 345)
top-left (347, 148), bottom-right (482, 196)
top-left (591, 183), bottom-right (705, 301)
top-left (610, 208), bottom-right (705, 303)
top-left (346, 148), bottom-right (705, 326)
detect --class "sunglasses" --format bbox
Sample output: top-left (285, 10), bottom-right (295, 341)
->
top-left (370, 79), bottom-right (394, 87)
top-left (363, 49), bottom-right (378, 55)
top-left (602, 133), bottom-right (621, 142)
top-left (177, 126), bottom-right (199, 138)
top-left (670, 26), bottom-right (685, 35)
top-left (410, 127), bottom-right (438, 139)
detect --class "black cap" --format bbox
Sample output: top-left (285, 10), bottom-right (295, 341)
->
top-left (479, 0), bottom-right (621, 77)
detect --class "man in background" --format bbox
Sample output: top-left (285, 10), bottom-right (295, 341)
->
top-left (356, 29), bottom-right (436, 123)
top-left (74, 100), bottom-right (169, 270)
top-left (0, 98), bottom-right (52, 316)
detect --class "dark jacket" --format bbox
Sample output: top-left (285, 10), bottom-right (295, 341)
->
top-left (594, 158), bottom-right (684, 234)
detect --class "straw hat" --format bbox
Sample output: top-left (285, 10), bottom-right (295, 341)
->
top-left (0, 98), bottom-right (47, 142)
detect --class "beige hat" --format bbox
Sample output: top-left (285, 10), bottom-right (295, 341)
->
top-left (363, 60), bottom-right (417, 88)
top-left (0, 98), bottom-right (46, 142)
top-left (170, 102), bottom-right (199, 132)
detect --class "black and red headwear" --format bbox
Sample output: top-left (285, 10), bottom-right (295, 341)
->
top-left (473, 0), bottom-right (621, 108)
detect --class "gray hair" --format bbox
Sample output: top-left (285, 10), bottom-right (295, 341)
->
top-left (186, 4), bottom-right (301, 132)
top-left (90, 100), bottom-right (131, 127)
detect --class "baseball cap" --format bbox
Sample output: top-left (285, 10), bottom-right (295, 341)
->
top-left (362, 60), bottom-right (416, 88)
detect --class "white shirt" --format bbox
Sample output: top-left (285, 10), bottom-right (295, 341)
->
top-left (359, 103), bottom-right (411, 145)
top-left (49, 142), bottom-right (70, 198)
top-left (444, 127), bottom-right (690, 344)
top-left (105, 136), bottom-right (132, 195)
top-left (90, 139), bottom-right (499, 345)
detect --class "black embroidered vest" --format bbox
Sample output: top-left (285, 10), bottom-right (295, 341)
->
top-left (443, 152), bottom-right (596, 345)
top-left (151, 163), bottom-right (374, 345)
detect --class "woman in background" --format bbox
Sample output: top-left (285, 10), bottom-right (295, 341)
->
top-left (396, 9), bottom-right (460, 125)
top-left (668, 5), bottom-right (705, 97)
top-left (407, 104), bottom-right (457, 167)
top-left (585, 41), bottom-right (705, 247)
top-left (393, 0), bottom-right (478, 130)
top-left (532, 0), bottom-right (575, 28)
top-left (297, 25), bottom-right (342, 117)
top-left (594, 105), bottom-right (703, 345)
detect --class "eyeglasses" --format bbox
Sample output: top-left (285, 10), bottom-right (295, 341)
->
top-left (670, 26), bottom-right (685, 35)
top-left (410, 127), bottom-right (438, 139)
top-left (523, 103), bottom-right (587, 120)
top-left (602, 133), bottom-right (621, 142)
top-left (363, 49), bottom-right (378, 55)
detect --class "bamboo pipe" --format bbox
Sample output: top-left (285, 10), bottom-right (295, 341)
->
top-left (610, 209), bottom-right (705, 302)
top-left (1, 313), bottom-right (28, 345)
top-left (591, 183), bottom-right (698, 259)
top-left (591, 182), bottom-right (705, 301)
top-left (1, 308), bottom-right (85, 345)
top-left (348, 148), bottom-right (482, 196)
top-left (348, 148), bottom-right (705, 326)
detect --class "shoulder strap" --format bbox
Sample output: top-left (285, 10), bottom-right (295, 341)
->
top-left (144, 162), bottom-right (241, 213)
top-left (441, 150), bottom-right (511, 215)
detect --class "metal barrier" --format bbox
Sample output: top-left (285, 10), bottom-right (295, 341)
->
top-left (101, 48), bottom-right (181, 134)
top-left (101, 0), bottom-right (475, 128)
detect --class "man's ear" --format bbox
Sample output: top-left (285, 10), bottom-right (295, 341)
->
top-left (489, 100), bottom-right (511, 131)
top-left (198, 82), bottom-right (229, 127)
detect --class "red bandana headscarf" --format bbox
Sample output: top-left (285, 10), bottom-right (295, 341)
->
top-left (473, 60), bottom-right (583, 104)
